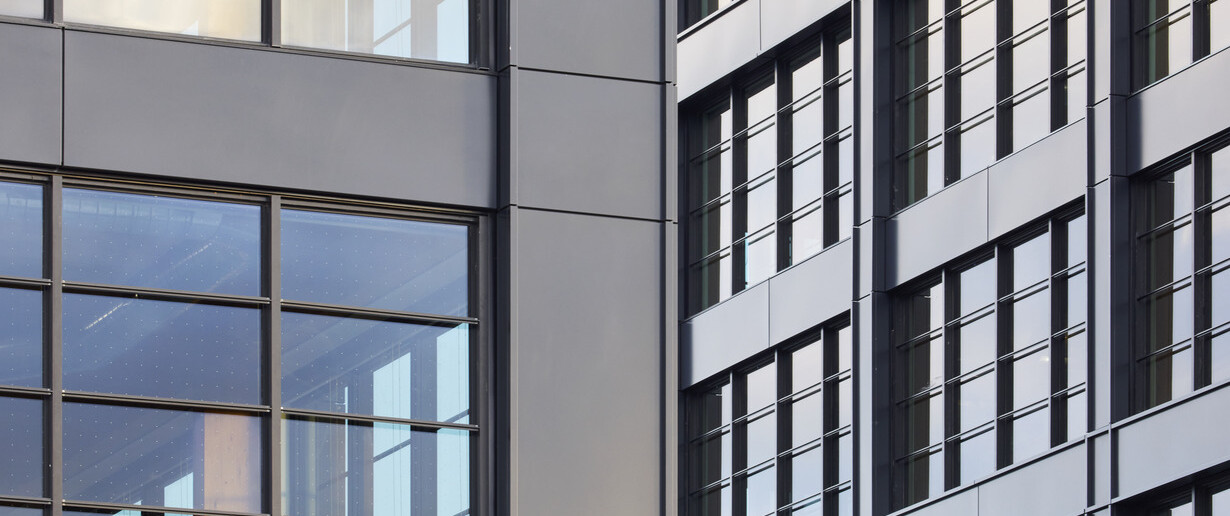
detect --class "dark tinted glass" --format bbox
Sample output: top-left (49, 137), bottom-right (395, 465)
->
top-left (0, 288), bottom-right (42, 388)
top-left (282, 210), bottom-right (468, 316)
top-left (63, 189), bottom-right (261, 295)
top-left (63, 295), bottom-right (261, 404)
top-left (64, 403), bottom-right (262, 513)
top-left (0, 181), bottom-right (43, 279)
top-left (0, 397), bottom-right (43, 498)
top-left (282, 312), bottom-right (470, 422)
top-left (283, 417), bottom-right (470, 516)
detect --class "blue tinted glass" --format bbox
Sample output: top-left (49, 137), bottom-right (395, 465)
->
top-left (63, 189), bottom-right (261, 295)
top-left (0, 508), bottom-right (42, 516)
top-left (64, 403), bottom-right (262, 513)
top-left (283, 417), bottom-right (470, 516)
top-left (0, 182), bottom-right (43, 279)
top-left (0, 288), bottom-right (42, 388)
top-left (282, 210), bottom-right (468, 316)
top-left (282, 312), bottom-right (469, 423)
top-left (0, 397), bottom-right (43, 498)
top-left (64, 295), bottom-right (260, 404)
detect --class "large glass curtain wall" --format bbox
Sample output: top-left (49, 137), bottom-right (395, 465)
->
top-left (686, 22), bottom-right (854, 315)
top-left (0, 173), bottom-right (478, 516)
top-left (0, 0), bottom-right (473, 64)
top-left (894, 0), bottom-right (1087, 210)
top-left (894, 208), bottom-right (1087, 508)
top-left (1134, 0), bottom-right (1230, 90)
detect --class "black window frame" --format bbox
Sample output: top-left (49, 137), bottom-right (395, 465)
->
top-left (1132, 0), bottom-right (1228, 90)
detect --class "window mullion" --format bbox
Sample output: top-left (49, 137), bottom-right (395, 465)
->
top-left (47, 176), bottom-right (63, 516)
top-left (266, 195), bottom-right (283, 516)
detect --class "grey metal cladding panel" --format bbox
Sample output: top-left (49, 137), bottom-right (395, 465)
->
top-left (898, 488), bottom-right (978, 516)
top-left (768, 240), bottom-right (852, 345)
top-left (515, 70), bottom-right (663, 219)
top-left (760, 0), bottom-right (844, 51)
top-left (682, 282), bottom-right (770, 387)
top-left (987, 120), bottom-right (1087, 239)
top-left (514, 0), bottom-right (662, 82)
top-left (63, 31), bottom-right (495, 208)
top-left (1092, 181), bottom-right (1112, 428)
top-left (0, 22), bottom-right (61, 166)
top-left (1118, 387), bottom-right (1230, 497)
top-left (1129, 49), bottom-right (1230, 173)
top-left (677, 0), bottom-right (760, 101)
top-left (1093, 99), bottom-right (1111, 184)
top-left (977, 446), bottom-right (1087, 516)
top-left (512, 210), bottom-right (661, 514)
top-left (888, 173), bottom-right (989, 288)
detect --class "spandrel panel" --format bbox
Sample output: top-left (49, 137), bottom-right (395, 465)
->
top-left (282, 0), bottom-right (470, 63)
top-left (283, 417), bottom-right (471, 516)
top-left (0, 181), bottom-right (43, 279)
top-left (282, 209), bottom-right (469, 316)
top-left (0, 288), bottom-right (42, 388)
top-left (282, 312), bottom-right (470, 423)
top-left (63, 189), bottom-right (261, 295)
top-left (64, 0), bottom-right (260, 41)
top-left (0, 397), bottom-right (43, 498)
top-left (63, 403), bottom-right (262, 513)
top-left (63, 295), bottom-right (261, 404)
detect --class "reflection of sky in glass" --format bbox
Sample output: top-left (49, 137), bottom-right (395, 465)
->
top-left (64, 0), bottom-right (260, 40)
top-left (0, 181), bottom-right (43, 279)
top-left (0, 288), bottom-right (42, 388)
top-left (0, 0), bottom-right (42, 18)
top-left (0, 397), bottom-right (43, 498)
top-left (283, 0), bottom-right (468, 62)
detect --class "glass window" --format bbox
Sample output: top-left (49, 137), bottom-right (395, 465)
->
top-left (282, 313), bottom-right (470, 423)
top-left (681, 0), bottom-right (733, 30)
top-left (63, 403), bottom-right (263, 513)
top-left (0, 181), bottom-right (43, 279)
top-left (63, 295), bottom-right (261, 404)
top-left (64, 0), bottom-right (261, 41)
top-left (0, 288), bottom-right (42, 388)
top-left (0, 397), bottom-right (43, 498)
top-left (0, 508), bottom-right (42, 516)
top-left (283, 0), bottom-right (470, 63)
top-left (282, 209), bottom-right (469, 316)
top-left (1134, 0), bottom-right (1194, 89)
top-left (1213, 0), bottom-right (1230, 53)
top-left (63, 189), bottom-right (261, 296)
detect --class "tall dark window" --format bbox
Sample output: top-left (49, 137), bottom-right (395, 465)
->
top-left (687, 323), bottom-right (853, 516)
top-left (894, 0), bottom-right (1087, 210)
top-left (1134, 0), bottom-right (1230, 90)
top-left (0, 173), bottom-right (479, 516)
top-left (1134, 144), bottom-right (1230, 411)
top-left (686, 20), bottom-right (854, 315)
top-left (894, 209), bottom-right (1087, 508)
top-left (681, 0), bottom-right (733, 31)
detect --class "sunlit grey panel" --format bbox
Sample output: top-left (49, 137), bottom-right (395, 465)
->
top-left (64, 295), bottom-right (261, 404)
top-left (63, 403), bottom-right (262, 513)
top-left (63, 189), bottom-right (261, 295)
top-left (282, 209), bottom-right (468, 316)
top-left (281, 0), bottom-right (470, 63)
top-left (0, 181), bottom-right (42, 279)
top-left (282, 312), bottom-right (470, 423)
top-left (283, 416), bottom-right (471, 516)
top-left (0, 288), bottom-right (42, 388)
top-left (0, 397), bottom-right (43, 498)
top-left (64, 0), bottom-right (260, 41)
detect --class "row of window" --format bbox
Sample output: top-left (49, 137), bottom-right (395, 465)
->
top-left (0, 175), bottom-right (476, 516)
top-left (1134, 0), bottom-right (1230, 90)
top-left (0, 0), bottom-right (472, 64)
top-left (685, 18), bottom-right (853, 314)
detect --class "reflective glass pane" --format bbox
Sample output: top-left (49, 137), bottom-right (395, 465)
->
top-left (692, 252), bottom-right (733, 313)
top-left (1156, 499), bottom-right (1194, 516)
top-left (1013, 348), bottom-right (1051, 408)
top-left (283, 313), bottom-right (470, 423)
top-left (897, 138), bottom-right (944, 209)
top-left (1012, 406), bottom-right (1050, 461)
top-left (1014, 0), bottom-right (1050, 34)
top-left (792, 205), bottom-right (824, 263)
top-left (747, 124), bottom-right (778, 177)
top-left (282, 0), bottom-right (470, 63)
top-left (961, 259), bottom-right (997, 315)
top-left (904, 335), bottom-right (944, 397)
top-left (1068, 214), bottom-right (1087, 266)
top-left (64, 403), bottom-right (262, 512)
top-left (1213, 484), bottom-right (1230, 515)
top-left (837, 487), bottom-right (853, 516)
top-left (1138, 7), bottom-right (1192, 86)
top-left (65, 0), bottom-right (260, 40)
top-left (960, 372), bottom-right (996, 431)
top-left (747, 173), bottom-right (777, 232)
top-left (745, 229), bottom-right (777, 287)
top-left (0, 0), bottom-right (41, 17)
top-left (692, 198), bottom-right (733, 260)
top-left (746, 412), bottom-right (777, 466)
top-left (838, 79), bottom-right (854, 131)
top-left (1013, 29), bottom-right (1050, 93)
top-left (1213, 269), bottom-right (1230, 328)
top-left (746, 466), bottom-right (776, 516)
top-left (1214, 0), bottom-right (1230, 53)
top-left (695, 485), bottom-right (732, 516)
top-left (284, 417), bottom-right (470, 516)
top-left (1013, 289), bottom-right (1052, 349)
top-left (1066, 389), bottom-right (1086, 440)
top-left (747, 362), bottom-right (777, 410)
top-left (0, 508), bottom-right (42, 516)
top-left (64, 295), bottom-right (260, 404)
top-left (1214, 331), bottom-right (1230, 385)
top-left (958, 428), bottom-right (996, 483)
top-left (791, 445), bottom-right (823, 502)
top-left (1066, 330), bottom-right (1088, 386)
top-left (0, 397), bottom-right (42, 498)
top-left (1213, 205), bottom-right (1230, 266)
top-left (1068, 4), bottom-right (1088, 65)
top-left (903, 391), bottom-right (943, 451)
top-left (0, 182), bottom-right (41, 279)
top-left (961, 113), bottom-right (997, 177)
top-left (838, 377), bottom-right (852, 428)
top-left (793, 342), bottom-right (823, 392)
top-left (1066, 68), bottom-right (1087, 124)
top-left (792, 149), bottom-right (824, 209)
top-left (903, 449), bottom-right (943, 504)
top-left (959, 313), bottom-right (996, 374)
top-left (960, 59), bottom-right (996, 120)
top-left (1146, 344), bottom-right (1194, 406)
top-left (838, 326), bottom-right (852, 373)
top-left (63, 189), bottom-right (260, 295)
top-left (0, 288), bottom-right (41, 388)
top-left (282, 210), bottom-right (469, 316)
top-left (838, 188), bottom-right (854, 242)
top-left (693, 381), bottom-right (733, 438)
top-left (691, 147), bottom-right (734, 210)
top-left (793, 497), bottom-right (822, 516)
top-left (793, 96), bottom-right (824, 153)
top-left (793, 50), bottom-right (823, 103)
top-left (1068, 270), bottom-right (1088, 326)
top-left (1145, 284), bottom-right (1193, 352)
top-left (838, 431), bottom-right (853, 483)
top-left (692, 430), bottom-right (732, 488)
top-left (792, 392), bottom-right (822, 447)
top-left (961, 1), bottom-right (996, 64)
top-left (1013, 87), bottom-right (1051, 151)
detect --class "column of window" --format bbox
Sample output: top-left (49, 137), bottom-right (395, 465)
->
top-left (1134, 0), bottom-right (1230, 90)
top-left (894, 210), bottom-right (1086, 508)
top-left (894, 0), bottom-right (1087, 210)
top-left (686, 324), bottom-right (852, 516)
top-left (1135, 146), bottom-right (1230, 410)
